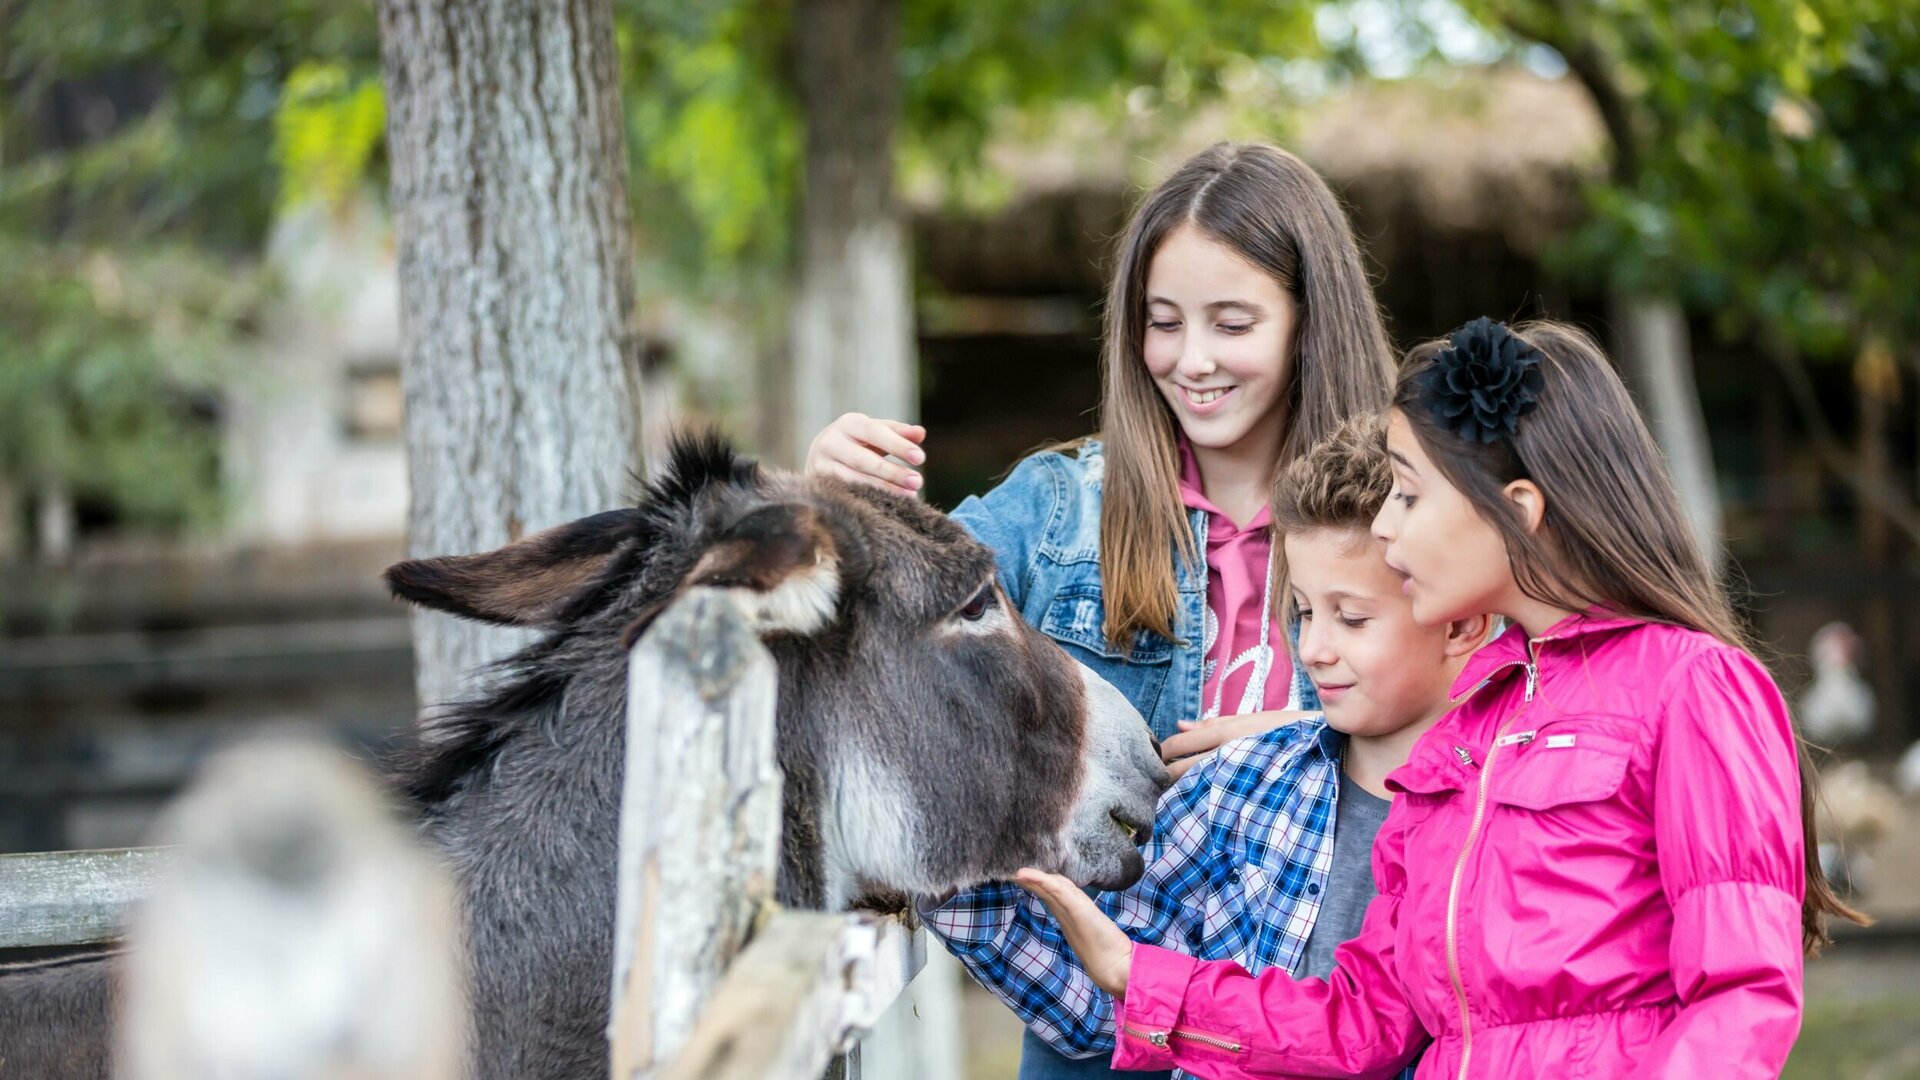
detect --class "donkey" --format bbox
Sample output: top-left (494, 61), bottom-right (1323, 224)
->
top-left (0, 433), bottom-right (1169, 1080)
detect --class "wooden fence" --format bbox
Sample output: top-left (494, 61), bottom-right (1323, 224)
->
top-left (0, 590), bottom-right (957, 1080)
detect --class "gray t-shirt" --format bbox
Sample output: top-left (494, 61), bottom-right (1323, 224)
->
top-left (1295, 769), bottom-right (1392, 980)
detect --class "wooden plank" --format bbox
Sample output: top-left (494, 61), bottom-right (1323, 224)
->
top-left (861, 946), bottom-right (964, 1080)
top-left (608, 590), bottom-right (783, 1080)
top-left (659, 911), bottom-right (928, 1080)
top-left (0, 847), bottom-right (172, 948)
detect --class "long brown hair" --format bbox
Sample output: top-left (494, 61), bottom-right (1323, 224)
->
top-left (1393, 318), bottom-right (1868, 954)
top-left (1096, 143), bottom-right (1394, 649)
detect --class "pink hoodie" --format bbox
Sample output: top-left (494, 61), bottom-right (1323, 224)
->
top-left (1113, 612), bottom-right (1806, 1079)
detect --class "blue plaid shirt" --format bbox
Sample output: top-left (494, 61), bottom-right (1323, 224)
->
top-left (927, 717), bottom-right (1423, 1079)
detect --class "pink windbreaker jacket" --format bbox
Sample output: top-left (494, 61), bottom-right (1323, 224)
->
top-left (1113, 612), bottom-right (1806, 1079)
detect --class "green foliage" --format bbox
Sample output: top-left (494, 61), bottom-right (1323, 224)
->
top-left (0, 0), bottom-right (376, 539)
top-left (614, 0), bottom-right (1324, 289)
top-left (1469, 0), bottom-right (1920, 361)
top-left (274, 60), bottom-right (386, 211)
top-left (0, 240), bottom-right (263, 530)
top-left (618, 0), bottom-right (800, 279)
top-left (902, 0), bottom-right (1319, 178)
top-left (1, 0), bottom-right (380, 250)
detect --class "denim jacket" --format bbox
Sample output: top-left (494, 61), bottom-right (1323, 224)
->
top-left (950, 440), bottom-right (1320, 741)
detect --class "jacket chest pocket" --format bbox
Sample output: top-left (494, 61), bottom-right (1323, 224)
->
top-left (1488, 727), bottom-right (1635, 811)
top-left (1037, 586), bottom-right (1175, 663)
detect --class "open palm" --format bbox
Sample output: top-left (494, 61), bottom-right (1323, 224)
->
top-left (1014, 868), bottom-right (1134, 997)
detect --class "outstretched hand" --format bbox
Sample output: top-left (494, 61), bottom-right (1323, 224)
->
top-left (804, 412), bottom-right (926, 497)
top-left (1161, 709), bottom-right (1321, 781)
top-left (1014, 868), bottom-right (1133, 998)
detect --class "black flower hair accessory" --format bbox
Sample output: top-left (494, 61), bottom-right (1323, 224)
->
top-left (1415, 317), bottom-right (1545, 444)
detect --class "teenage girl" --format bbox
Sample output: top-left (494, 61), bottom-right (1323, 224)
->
top-left (1017, 318), bottom-right (1867, 1079)
top-left (807, 142), bottom-right (1396, 1079)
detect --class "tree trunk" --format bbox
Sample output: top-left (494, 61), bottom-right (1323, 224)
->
top-left (1610, 294), bottom-right (1723, 566)
top-left (377, 0), bottom-right (642, 716)
top-left (34, 479), bottom-right (75, 566)
top-left (0, 474), bottom-right (19, 564)
top-left (1855, 343), bottom-right (1900, 751)
top-left (786, 0), bottom-right (916, 467)
top-left (1766, 337), bottom-right (1920, 548)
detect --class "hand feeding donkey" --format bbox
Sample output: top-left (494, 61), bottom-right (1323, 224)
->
top-left (0, 433), bottom-right (1169, 1080)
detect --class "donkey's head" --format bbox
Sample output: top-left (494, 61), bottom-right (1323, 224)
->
top-left (386, 434), bottom-right (1168, 910)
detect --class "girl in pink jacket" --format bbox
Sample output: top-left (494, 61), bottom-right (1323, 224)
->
top-left (1016, 318), bottom-right (1866, 1078)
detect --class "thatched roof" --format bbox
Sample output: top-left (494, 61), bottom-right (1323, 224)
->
top-left (1296, 68), bottom-right (1605, 255)
top-left (911, 67), bottom-right (1608, 296)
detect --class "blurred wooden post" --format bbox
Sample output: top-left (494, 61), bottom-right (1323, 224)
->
top-left (608, 590), bottom-right (783, 1079)
top-left (117, 736), bottom-right (463, 1080)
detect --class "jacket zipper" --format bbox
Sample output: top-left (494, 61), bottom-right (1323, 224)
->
top-left (1443, 637), bottom-right (1544, 1080)
top-left (1122, 1023), bottom-right (1244, 1053)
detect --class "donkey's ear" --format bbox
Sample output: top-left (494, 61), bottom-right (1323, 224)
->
top-left (385, 509), bottom-right (642, 627)
top-left (684, 502), bottom-right (841, 636)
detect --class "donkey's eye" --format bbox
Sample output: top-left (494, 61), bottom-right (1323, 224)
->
top-left (959, 587), bottom-right (995, 621)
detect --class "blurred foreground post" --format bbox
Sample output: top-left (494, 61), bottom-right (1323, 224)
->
top-left (377, 0), bottom-right (645, 712)
top-left (118, 736), bottom-right (463, 1080)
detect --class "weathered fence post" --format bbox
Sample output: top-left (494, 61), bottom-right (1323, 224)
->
top-left (608, 590), bottom-right (782, 1079)
top-left (117, 735), bottom-right (464, 1080)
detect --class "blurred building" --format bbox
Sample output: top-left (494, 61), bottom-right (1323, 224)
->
top-left (0, 197), bottom-right (414, 852)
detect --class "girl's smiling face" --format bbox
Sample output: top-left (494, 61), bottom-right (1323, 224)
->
top-left (1372, 409), bottom-right (1517, 627)
top-left (1141, 224), bottom-right (1298, 458)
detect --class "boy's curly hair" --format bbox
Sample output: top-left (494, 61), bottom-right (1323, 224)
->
top-left (1272, 412), bottom-right (1392, 536)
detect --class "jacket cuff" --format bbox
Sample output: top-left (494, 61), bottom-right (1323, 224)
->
top-left (1110, 944), bottom-right (1199, 1070)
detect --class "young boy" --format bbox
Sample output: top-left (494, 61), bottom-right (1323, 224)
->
top-left (923, 414), bottom-right (1488, 1077)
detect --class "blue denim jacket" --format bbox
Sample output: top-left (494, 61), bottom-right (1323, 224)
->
top-left (949, 440), bottom-right (1320, 744)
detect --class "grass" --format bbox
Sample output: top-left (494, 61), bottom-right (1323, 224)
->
top-left (1785, 995), bottom-right (1920, 1080)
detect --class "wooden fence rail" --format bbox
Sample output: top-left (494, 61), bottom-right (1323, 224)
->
top-left (0, 847), bottom-right (173, 948)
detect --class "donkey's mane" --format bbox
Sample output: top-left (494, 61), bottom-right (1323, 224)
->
top-left (387, 431), bottom-right (764, 811)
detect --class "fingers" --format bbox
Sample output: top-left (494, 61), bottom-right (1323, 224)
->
top-left (1163, 710), bottom-right (1319, 763)
top-left (852, 415), bottom-right (926, 464)
top-left (806, 413), bottom-right (926, 495)
top-left (822, 459), bottom-right (919, 498)
top-left (1014, 869), bottom-right (1101, 924)
top-left (1015, 867), bottom-right (1133, 997)
top-left (1165, 751), bottom-right (1212, 783)
top-left (1159, 724), bottom-right (1233, 763)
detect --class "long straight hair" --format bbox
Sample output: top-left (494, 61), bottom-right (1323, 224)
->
top-left (1393, 319), bottom-right (1868, 953)
top-left (1096, 143), bottom-right (1394, 649)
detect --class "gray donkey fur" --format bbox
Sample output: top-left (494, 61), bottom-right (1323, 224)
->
top-left (0, 434), bottom-right (1168, 1080)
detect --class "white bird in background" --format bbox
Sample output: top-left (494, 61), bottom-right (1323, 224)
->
top-left (1798, 621), bottom-right (1876, 747)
